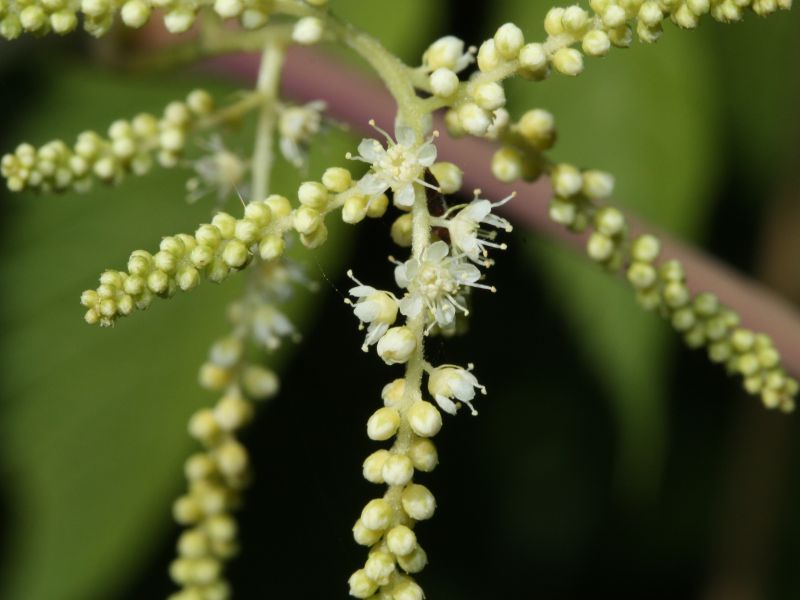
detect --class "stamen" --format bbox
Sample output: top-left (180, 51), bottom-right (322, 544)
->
top-left (346, 269), bottom-right (364, 286)
top-left (414, 177), bottom-right (441, 192)
top-left (368, 119), bottom-right (394, 143)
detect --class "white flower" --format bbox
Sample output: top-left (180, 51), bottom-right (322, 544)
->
top-left (279, 100), bottom-right (326, 168)
top-left (394, 240), bottom-right (492, 333)
top-left (445, 191), bottom-right (514, 264)
top-left (251, 304), bottom-right (296, 350)
top-left (347, 271), bottom-right (399, 351)
top-left (185, 136), bottom-right (248, 204)
top-left (427, 364), bottom-right (486, 415)
top-left (347, 121), bottom-right (438, 209)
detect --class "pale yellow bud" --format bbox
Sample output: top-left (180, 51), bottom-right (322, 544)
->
top-left (364, 550), bottom-right (395, 585)
top-left (342, 195), bottom-right (368, 224)
top-left (348, 569), bottom-right (378, 599)
top-left (552, 47), bottom-right (584, 76)
top-left (264, 194), bottom-right (292, 218)
top-left (407, 438), bottom-right (438, 472)
top-left (363, 449), bottom-right (391, 483)
top-left (494, 22), bottom-right (524, 59)
top-left (377, 327), bottom-right (416, 365)
top-left (361, 498), bottom-right (393, 531)
top-left (401, 484), bottom-right (436, 521)
top-left (430, 68), bottom-right (460, 98)
top-left (406, 401), bottom-right (442, 438)
top-left (321, 167), bottom-right (352, 193)
top-left (386, 524), bottom-right (417, 556)
top-left (367, 407), bottom-right (401, 441)
top-left (382, 453), bottom-right (414, 486)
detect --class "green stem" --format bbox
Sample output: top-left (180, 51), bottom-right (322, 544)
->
top-left (251, 42), bottom-right (286, 201)
top-left (394, 184), bottom-right (431, 453)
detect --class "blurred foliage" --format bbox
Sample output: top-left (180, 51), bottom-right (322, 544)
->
top-left (0, 66), bottom-right (354, 600)
top-left (0, 1), bottom-right (799, 600)
top-left (494, 3), bottom-right (723, 500)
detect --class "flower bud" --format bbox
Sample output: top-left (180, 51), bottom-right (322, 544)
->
top-left (406, 401), bottom-right (442, 437)
top-left (401, 484), bottom-right (436, 521)
top-left (430, 68), bottom-right (459, 98)
top-left (367, 407), bottom-right (401, 441)
top-left (494, 23), bottom-right (524, 59)
top-left (361, 498), bottom-right (393, 531)
top-left (363, 449), bottom-right (391, 483)
top-left (377, 327), bottom-right (416, 365)
top-left (292, 16), bottom-right (324, 45)
top-left (386, 524), bottom-right (417, 556)
top-left (382, 453), bottom-right (415, 486)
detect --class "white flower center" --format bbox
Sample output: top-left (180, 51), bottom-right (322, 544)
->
top-left (378, 143), bottom-right (422, 184)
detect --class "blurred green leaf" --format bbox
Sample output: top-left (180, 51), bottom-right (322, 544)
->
top-left (490, 7), bottom-right (722, 499)
top-left (709, 9), bottom-right (800, 189)
top-left (332, 0), bottom-right (445, 63)
top-left (0, 64), bottom-right (353, 600)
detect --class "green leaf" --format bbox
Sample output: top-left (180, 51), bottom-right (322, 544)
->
top-left (333, 0), bottom-right (446, 63)
top-left (0, 64), bottom-right (353, 600)
top-left (491, 6), bottom-right (722, 500)
top-left (709, 9), bottom-right (800, 189)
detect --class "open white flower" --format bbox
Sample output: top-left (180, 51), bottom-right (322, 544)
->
top-left (444, 191), bottom-right (514, 264)
top-left (279, 100), bottom-right (326, 167)
top-left (347, 271), bottom-right (399, 351)
top-left (186, 136), bottom-right (248, 204)
top-left (427, 364), bottom-right (486, 415)
top-left (394, 240), bottom-right (492, 333)
top-left (348, 121), bottom-right (438, 209)
top-left (251, 304), bottom-right (296, 350)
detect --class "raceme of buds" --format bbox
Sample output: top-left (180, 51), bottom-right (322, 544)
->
top-left (0, 0), bottom-right (276, 40)
top-left (2, 89), bottom-right (214, 193)
top-left (81, 198), bottom-right (285, 327)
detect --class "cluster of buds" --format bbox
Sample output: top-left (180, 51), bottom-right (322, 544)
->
top-left (547, 162), bottom-right (616, 234)
top-left (0, 0), bottom-right (269, 40)
top-left (81, 196), bottom-right (289, 327)
top-left (1, 90), bottom-right (214, 193)
top-left (170, 387), bottom-right (254, 600)
top-left (625, 234), bottom-right (797, 412)
top-left (170, 254), bottom-right (302, 599)
top-left (198, 335), bottom-right (280, 401)
top-left (350, 362), bottom-right (485, 598)
top-left (490, 107), bottom-right (557, 183)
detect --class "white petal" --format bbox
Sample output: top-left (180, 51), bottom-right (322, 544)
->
top-left (451, 262), bottom-right (481, 283)
top-left (394, 183), bottom-right (415, 208)
top-left (349, 284), bottom-right (376, 297)
top-left (426, 240), bottom-right (450, 262)
top-left (399, 294), bottom-right (424, 318)
top-left (435, 394), bottom-right (458, 415)
top-left (354, 301), bottom-right (380, 322)
top-left (357, 138), bottom-right (384, 162)
top-left (364, 322), bottom-right (389, 346)
top-left (464, 199), bottom-right (492, 221)
top-left (436, 302), bottom-right (456, 326)
top-left (359, 173), bottom-right (389, 195)
top-left (416, 143), bottom-right (437, 167)
top-left (394, 264), bottom-right (410, 289)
